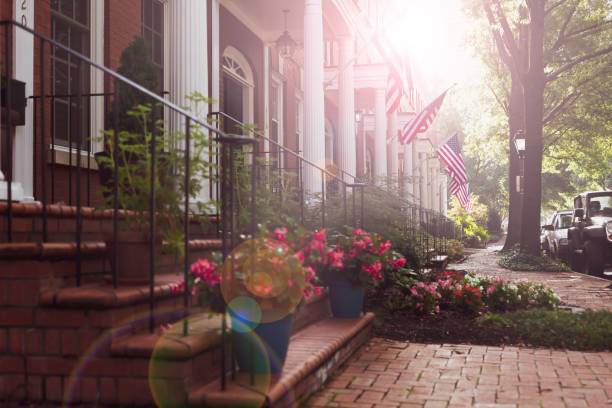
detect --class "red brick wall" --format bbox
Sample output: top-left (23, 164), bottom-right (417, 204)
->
top-left (26, 0), bottom-right (141, 206)
top-left (0, 1), bottom-right (12, 63)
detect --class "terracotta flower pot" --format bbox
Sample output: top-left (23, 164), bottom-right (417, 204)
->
top-left (104, 230), bottom-right (156, 285)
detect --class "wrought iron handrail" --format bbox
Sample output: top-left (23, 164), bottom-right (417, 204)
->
top-left (0, 21), bottom-right (255, 340)
top-left (209, 111), bottom-right (367, 228)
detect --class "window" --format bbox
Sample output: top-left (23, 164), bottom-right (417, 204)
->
top-left (51, 0), bottom-right (90, 149)
top-left (221, 47), bottom-right (254, 136)
top-left (142, 0), bottom-right (164, 91)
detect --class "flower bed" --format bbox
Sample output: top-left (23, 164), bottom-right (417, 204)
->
top-left (402, 270), bottom-right (561, 315)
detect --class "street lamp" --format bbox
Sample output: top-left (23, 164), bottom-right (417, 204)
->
top-left (276, 10), bottom-right (297, 59)
top-left (513, 130), bottom-right (525, 193)
top-left (513, 130), bottom-right (526, 159)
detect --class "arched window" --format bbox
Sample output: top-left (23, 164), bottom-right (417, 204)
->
top-left (222, 47), bottom-right (254, 135)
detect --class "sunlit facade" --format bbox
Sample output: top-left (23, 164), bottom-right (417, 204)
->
top-left (0, 0), bottom-right (448, 212)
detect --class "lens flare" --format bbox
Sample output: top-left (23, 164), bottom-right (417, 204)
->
top-left (149, 312), bottom-right (227, 407)
top-left (220, 238), bottom-right (306, 323)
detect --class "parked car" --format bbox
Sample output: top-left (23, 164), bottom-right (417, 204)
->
top-left (567, 191), bottom-right (612, 275)
top-left (541, 210), bottom-right (573, 261)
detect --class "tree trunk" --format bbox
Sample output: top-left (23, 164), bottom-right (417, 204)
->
top-left (520, 0), bottom-right (546, 255)
top-left (503, 71), bottom-right (524, 251)
top-left (503, 6), bottom-right (529, 251)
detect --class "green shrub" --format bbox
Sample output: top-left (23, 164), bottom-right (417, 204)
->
top-left (478, 309), bottom-right (612, 351)
top-left (498, 247), bottom-right (570, 272)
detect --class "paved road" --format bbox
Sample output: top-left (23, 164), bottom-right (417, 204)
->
top-left (305, 247), bottom-right (612, 407)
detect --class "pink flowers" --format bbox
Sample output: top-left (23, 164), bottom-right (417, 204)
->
top-left (391, 257), bottom-right (406, 268)
top-left (190, 258), bottom-right (221, 286)
top-left (327, 250), bottom-right (345, 269)
top-left (274, 227), bottom-right (287, 242)
top-left (313, 229), bottom-right (326, 241)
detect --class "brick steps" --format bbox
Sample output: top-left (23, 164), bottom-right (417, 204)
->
top-left (0, 202), bottom-right (219, 243)
top-left (33, 291), bottom-right (332, 407)
top-left (189, 313), bottom-right (374, 408)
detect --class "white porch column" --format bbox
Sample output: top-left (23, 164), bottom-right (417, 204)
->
top-left (402, 143), bottom-right (413, 200)
top-left (11, 0), bottom-right (35, 201)
top-left (304, 0), bottom-right (326, 195)
top-left (211, 0), bottom-right (220, 113)
top-left (442, 175), bottom-right (448, 216)
top-left (420, 156), bottom-right (428, 209)
top-left (337, 36), bottom-right (355, 182)
top-left (374, 88), bottom-right (387, 181)
top-left (388, 111), bottom-right (398, 181)
top-left (168, 0), bottom-right (209, 203)
top-left (433, 164), bottom-right (440, 212)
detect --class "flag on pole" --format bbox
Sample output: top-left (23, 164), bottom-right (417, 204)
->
top-left (373, 35), bottom-right (413, 114)
top-left (448, 174), bottom-right (460, 196)
top-left (436, 133), bottom-right (468, 184)
top-left (399, 88), bottom-right (449, 145)
top-left (455, 183), bottom-right (473, 212)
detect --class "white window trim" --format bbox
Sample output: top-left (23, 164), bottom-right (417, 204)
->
top-left (50, 0), bottom-right (105, 155)
top-left (271, 72), bottom-right (283, 168)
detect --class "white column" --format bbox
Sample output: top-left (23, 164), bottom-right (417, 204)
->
top-left (211, 0), bottom-right (220, 113)
top-left (337, 36), bottom-right (355, 182)
top-left (11, 0), bottom-right (35, 201)
top-left (421, 156), bottom-right (428, 209)
top-left (374, 88), bottom-right (387, 181)
top-left (442, 175), bottom-right (448, 216)
top-left (403, 143), bottom-right (413, 200)
top-left (304, 0), bottom-right (326, 195)
top-left (168, 1), bottom-right (209, 204)
top-left (433, 164), bottom-right (440, 212)
top-left (388, 110), bottom-right (398, 181)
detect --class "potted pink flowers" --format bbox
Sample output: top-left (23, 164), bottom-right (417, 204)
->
top-left (320, 228), bottom-right (407, 318)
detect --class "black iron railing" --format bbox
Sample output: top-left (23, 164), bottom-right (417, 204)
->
top-left (209, 111), bottom-right (459, 265)
top-left (0, 20), bottom-right (253, 334)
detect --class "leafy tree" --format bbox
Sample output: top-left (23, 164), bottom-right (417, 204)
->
top-left (466, 0), bottom-right (611, 254)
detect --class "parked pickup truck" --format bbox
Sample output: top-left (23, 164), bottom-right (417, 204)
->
top-left (567, 191), bottom-right (612, 276)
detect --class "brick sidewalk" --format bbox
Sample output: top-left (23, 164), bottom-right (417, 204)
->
top-left (304, 249), bottom-right (612, 407)
top-left (305, 338), bottom-right (612, 407)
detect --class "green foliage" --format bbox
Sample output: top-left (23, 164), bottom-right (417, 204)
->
top-left (442, 239), bottom-right (464, 262)
top-left (460, 0), bottom-right (612, 212)
top-left (448, 195), bottom-right (489, 247)
top-left (476, 313), bottom-right (512, 330)
top-left (95, 95), bottom-right (215, 259)
top-left (111, 37), bottom-right (160, 134)
top-left (498, 246), bottom-right (570, 272)
top-left (478, 309), bottom-right (612, 351)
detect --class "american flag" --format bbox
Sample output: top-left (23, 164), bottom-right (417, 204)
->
top-left (436, 133), bottom-right (467, 184)
top-left (399, 88), bottom-right (449, 145)
top-left (374, 35), bottom-right (412, 114)
top-left (455, 183), bottom-right (473, 212)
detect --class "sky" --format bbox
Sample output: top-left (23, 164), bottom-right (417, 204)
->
top-left (381, 0), bottom-right (484, 99)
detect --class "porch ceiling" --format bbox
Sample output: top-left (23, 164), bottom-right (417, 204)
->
top-left (219, 0), bottom-right (352, 44)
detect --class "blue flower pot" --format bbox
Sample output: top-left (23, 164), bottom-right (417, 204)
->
top-left (230, 312), bottom-right (294, 374)
top-left (329, 278), bottom-right (364, 318)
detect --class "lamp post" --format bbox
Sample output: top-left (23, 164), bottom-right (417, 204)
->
top-left (276, 10), bottom-right (297, 59)
top-left (513, 130), bottom-right (526, 194)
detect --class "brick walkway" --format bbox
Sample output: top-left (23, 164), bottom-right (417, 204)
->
top-left (305, 339), bottom-right (612, 407)
top-left (304, 248), bottom-right (612, 407)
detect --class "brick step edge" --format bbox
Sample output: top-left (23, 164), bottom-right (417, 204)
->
top-left (0, 238), bottom-right (222, 260)
top-left (0, 201), bottom-right (220, 224)
top-left (188, 313), bottom-right (375, 408)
